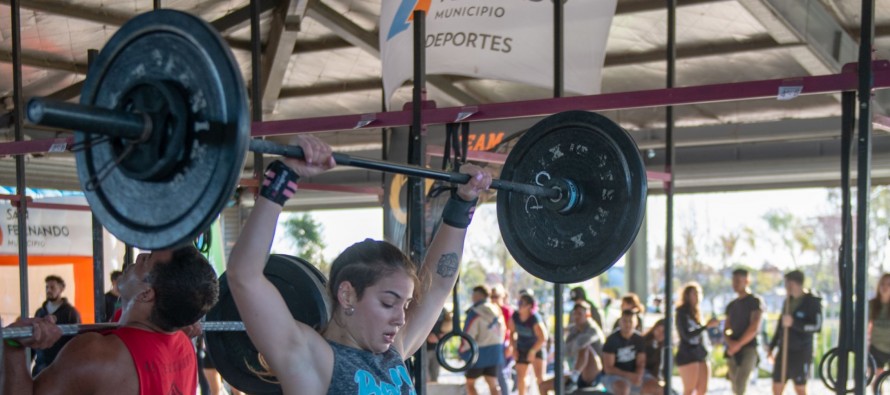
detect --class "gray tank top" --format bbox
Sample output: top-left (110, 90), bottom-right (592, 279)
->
top-left (326, 340), bottom-right (416, 395)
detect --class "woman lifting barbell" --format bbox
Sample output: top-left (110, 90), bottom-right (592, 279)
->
top-left (226, 135), bottom-right (492, 395)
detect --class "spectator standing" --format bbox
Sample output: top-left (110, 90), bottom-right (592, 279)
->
top-left (32, 275), bottom-right (82, 376)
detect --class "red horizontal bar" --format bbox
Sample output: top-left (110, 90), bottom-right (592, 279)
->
top-left (239, 178), bottom-right (382, 196)
top-left (426, 144), bottom-right (508, 165)
top-left (5, 61), bottom-right (888, 156)
top-left (254, 60), bottom-right (890, 136)
top-left (299, 183), bottom-right (382, 196)
top-left (11, 201), bottom-right (91, 211)
top-left (646, 171), bottom-right (672, 182)
top-left (0, 137), bottom-right (74, 157)
top-left (0, 194), bottom-right (31, 202)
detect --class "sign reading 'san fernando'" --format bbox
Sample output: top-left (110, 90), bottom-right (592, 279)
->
top-left (0, 205), bottom-right (93, 256)
top-left (380, 0), bottom-right (617, 106)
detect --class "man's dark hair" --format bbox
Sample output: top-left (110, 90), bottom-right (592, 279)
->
top-left (473, 285), bottom-right (490, 298)
top-left (147, 246), bottom-right (219, 332)
top-left (110, 270), bottom-right (123, 282)
top-left (785, 269), bottom-right (805, 285)
top-left (45, 275), bottom-right (65, 288)
top-left (732, 268), bottom-right (749, 277)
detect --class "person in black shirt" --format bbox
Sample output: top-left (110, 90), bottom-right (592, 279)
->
top-left (32, 275), bottom-right (82, 376)
top-left (724, 268), bottom-right (763, 395)
top-left (103, 270), bottom-right (123, 322)
top-left (767, 270), bottom-right (822, 395)
top-left (426, 308), bottom-right (451, 382)
top-left (602, 309), bottom-right (652, 395)
top-left (676, 282), bottom-right (719, 395)
top-left (642, 318), bottom-right (667, 393)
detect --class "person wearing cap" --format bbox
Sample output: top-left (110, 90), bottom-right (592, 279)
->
top-left (724, 268), bottom-right (764, 395)
top-left (767, 270), bottom-right (822, 395)
top-left (569, 286), bottom-right (603, 329)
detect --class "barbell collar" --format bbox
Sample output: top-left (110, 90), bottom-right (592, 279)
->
top-left (27, 98), bottom-right (150, 141)
top-left (248, 139), bottom-right (562, 200)
top-left (3, 321), bottom-right (246, 339)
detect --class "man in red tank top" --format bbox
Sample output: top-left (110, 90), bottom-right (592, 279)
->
top-left (2, 246), bottom-right (219, 395)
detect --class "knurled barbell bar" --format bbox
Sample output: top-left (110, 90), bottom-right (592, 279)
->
top-left (2, 321), bottom-right (246, 340)
top-left (29, 98), bottom-right (564, 201)
top-left (23, 9), bottom-right (647, 284)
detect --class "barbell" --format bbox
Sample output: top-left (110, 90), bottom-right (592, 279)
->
top-left (24, 9), bottom-right (647, 284)
top-left (1, 321), bottom-right (246, 340)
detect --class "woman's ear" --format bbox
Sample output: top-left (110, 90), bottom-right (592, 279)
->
top-left (338, 281), bottom-right (356, 307)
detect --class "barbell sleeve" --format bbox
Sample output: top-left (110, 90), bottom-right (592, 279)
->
top-left (248, 139), bottom-right (561, 199)
top-left (27, 98), bottom-right (150, 140)
top-left (3, 321), bottom-right (246, 339)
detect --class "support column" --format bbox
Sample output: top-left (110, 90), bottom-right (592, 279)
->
top-left (625, 216), bottom-right (649, 306)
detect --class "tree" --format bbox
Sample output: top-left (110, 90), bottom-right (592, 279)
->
top-left (762, 209), bottom-right (818, 267)
top-left (284, 213), bottom-right (329, 273)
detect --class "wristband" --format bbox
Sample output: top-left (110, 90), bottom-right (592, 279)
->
top-left (259, 160), bottom-right (300, 207)
top-left (4, 339), bottom-right (22, 348)
top-left (441, 193), bottom-right (477, 229)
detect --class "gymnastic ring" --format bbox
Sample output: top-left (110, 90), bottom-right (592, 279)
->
top-left (435, 331), bottom-right (479, 373)
top-left (875, 370), bottom-right (890, 395)
top-left (820, 347), bottom-right (877, 392)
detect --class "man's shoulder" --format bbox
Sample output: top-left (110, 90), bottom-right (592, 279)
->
top-left (51, 332), bottom-right (130, 372)
top-left (64, 332), bottom-right (126, 354)
top-left (803, 292), bottom-right (823, 307)
top-left (730, 293), bottom-right (763, 307)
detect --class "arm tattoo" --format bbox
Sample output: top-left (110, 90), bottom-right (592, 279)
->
top-left (435, 253), bottom-right (459, 278)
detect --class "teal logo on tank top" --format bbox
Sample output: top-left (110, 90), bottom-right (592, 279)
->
top-left (354, 365), bottom-right (416, 395)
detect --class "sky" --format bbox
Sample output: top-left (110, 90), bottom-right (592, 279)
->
top-left (645, 188), bottom-right (838, 270)
top-left (270, 186), bottom-right (887, 275)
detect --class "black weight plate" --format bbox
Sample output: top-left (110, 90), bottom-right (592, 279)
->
top-left (76, 10), bottom-right (248, 249)
top-left (497, 111), bottom-right (647, 283)
top-left (205, 254), bottom-right (330, 394)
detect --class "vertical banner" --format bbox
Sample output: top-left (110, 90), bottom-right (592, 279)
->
top-left (383, 127), bottom-right (412, 250)
top-left (380, 0), bottom-right (617, 105)
top-left (383, 127), bottom-right (439, 252)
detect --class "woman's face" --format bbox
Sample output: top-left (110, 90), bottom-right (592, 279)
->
top-left (518, 298), bottom-right (532, 313)
top-left (654, 324), bottom-right (665, 342)
top-left (880, 276), bottom-right (890, 298)
top-left (688, 289), bottom-right (699, 306)
top-left (350, 269), bottom-right (415, 354)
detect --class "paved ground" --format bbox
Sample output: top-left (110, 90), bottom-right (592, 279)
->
top-left (431, 369), bottom-right (844, 395)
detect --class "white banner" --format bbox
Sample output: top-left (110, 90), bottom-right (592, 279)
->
top-left (380, 0), bottom-right (617, 106)
top-left (0, 204), bottom-right (93, 256)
